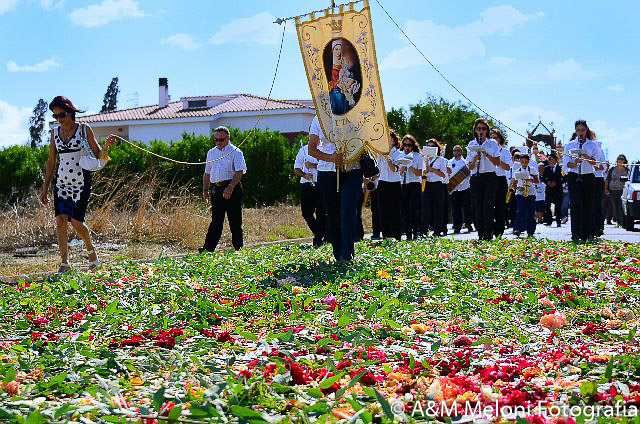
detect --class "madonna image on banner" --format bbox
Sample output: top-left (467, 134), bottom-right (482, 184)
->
top-left (323, 38), bottom-right (362, 115)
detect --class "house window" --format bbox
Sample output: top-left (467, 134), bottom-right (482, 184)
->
top-left (187, 100), bottom-right (207, 109)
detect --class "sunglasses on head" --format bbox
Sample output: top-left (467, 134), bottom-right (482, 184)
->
top-left (52, 111), bottom-right (68, 120)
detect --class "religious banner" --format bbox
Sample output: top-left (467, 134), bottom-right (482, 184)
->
top-left (295, 0), bottom-right (390, 163)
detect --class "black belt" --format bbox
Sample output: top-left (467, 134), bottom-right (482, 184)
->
top-left (212, 180), bottom-right (232, 187)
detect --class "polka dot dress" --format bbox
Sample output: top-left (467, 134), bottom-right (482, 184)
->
top-left (53, 124), bottom-right (92, 222)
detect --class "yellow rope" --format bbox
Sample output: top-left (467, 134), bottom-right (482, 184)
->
top-left (104, 21), bottom-right (288, 167)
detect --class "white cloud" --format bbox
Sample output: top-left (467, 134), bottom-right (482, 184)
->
top-left (494, 58), bottom-right (597, 84)
top-left (380, 6), bottom-right (542, 70)
top-left (209, 12), bottom-right (290, 46)
top-left (490, 56), bottom-right (516, 65)
top-left (497, 105), bottom-right (566, 138)
top-left (161, 33), bottom-right (201, 52)
top-left (0, 100), bottom-right (31, 148)
top-left (7, 58), bottom-right (61, 72)
top-left (70, 0), bottom-right (145, 28)
top-left (607, 83), bottom-right (625, 92)
top-left (0, 0), bottom-right (18, 14)
top-left (41, 0), bottom-right (64, 10)
top-left (545, 58), bottom-right (596, 82)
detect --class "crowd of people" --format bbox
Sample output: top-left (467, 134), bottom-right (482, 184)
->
top-left (294, 117), bottom-right (631, 260)
top-left (40, 95), bottom-right (632, 270)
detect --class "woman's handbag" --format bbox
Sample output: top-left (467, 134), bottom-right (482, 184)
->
top-left (78, 123), bottom-right (107, 171)
top-left (359, 151), bottom-right (379, 179)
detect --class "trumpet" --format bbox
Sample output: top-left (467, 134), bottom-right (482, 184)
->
top-left (362, 178), bottom-right (377, 209)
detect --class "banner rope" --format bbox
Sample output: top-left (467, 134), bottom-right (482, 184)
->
top-left (104, 20), bottom-right (288, 166)
top-left (373, 0), bottom-right (639, 168)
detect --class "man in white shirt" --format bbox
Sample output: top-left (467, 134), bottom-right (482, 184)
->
top-left (399, 135), bottom-right (424, 240)
top-left (562, 120), bottom-right (598, 241)
top-left (512, 153), bottom-right (540, 237)
top-left (308, 115), bottom-right (362, 261)
top-left (448, 145), bottom-right (473, 233)
top-left (201, 126), bottom-right (247, 252)
top-left (294, 142), bottom-right (325, 247)
top-left (466, 119), bottom-right (502, 240)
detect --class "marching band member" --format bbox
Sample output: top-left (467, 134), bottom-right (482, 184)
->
top-left (542, 153), bottom-right (563, 227)
top-left (441, 145), bottom-right (450, 236)
top-left (466, 118), bottom-right (501, 241)
top-left (563, 120), bottom-right (598, 242)
top-left (448, 145), bottom-right (474, 234)
top-left (309, 115), bottom-right (362, 261)
top-left (535, 163), bottom-right (546, 224)
top-left (421, 138), bottom-right (448, 237)
top-left (294, 141), bottom-right (325, 247)
top-left (592, 140), bottom-right (606, 237)
top-left (202, 126), bottom-right (247, 253)
top-left (377, 130), bottom-right (403, 240)
top-left (490, 129), bottom-right (512, 238)
top-left (513, 153), bottom-right (540, 237)
top-left (506, 148), bottom-right (521, 228)
top-left (399, 135), bottom-right (424, 240)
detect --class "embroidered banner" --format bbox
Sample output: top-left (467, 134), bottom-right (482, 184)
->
top-left (296, 0), bottom-right (390, 163)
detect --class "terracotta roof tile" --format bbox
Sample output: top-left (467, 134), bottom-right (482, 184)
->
top-left (77, 94), bottom-right (313, 123)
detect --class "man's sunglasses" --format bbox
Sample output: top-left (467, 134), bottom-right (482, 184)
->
top-left (52, 111), bottom-right (68, 120)
top-left (214, 137), bottom-right (227, 142)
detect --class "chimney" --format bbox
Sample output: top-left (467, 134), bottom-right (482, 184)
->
top-left (159, 78), bottom-right (170, 107)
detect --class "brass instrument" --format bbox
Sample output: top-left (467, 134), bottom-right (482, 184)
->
top-left (505, 178), bottom-right (517, 203)
top-left (362, 178), bottom-right (377, 209)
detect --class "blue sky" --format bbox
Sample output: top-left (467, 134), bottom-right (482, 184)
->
top-left (1, 0), bottom-right (639, 161)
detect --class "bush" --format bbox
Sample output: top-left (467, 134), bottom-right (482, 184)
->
top-left (0, 145), bottom-right (49, 204)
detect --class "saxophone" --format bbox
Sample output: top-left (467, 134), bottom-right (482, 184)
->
top-left (505, 178), bottom-right (517, 203)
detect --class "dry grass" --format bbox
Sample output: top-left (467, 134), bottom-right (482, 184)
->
top-left (0, 172), bottom-right (372, 278)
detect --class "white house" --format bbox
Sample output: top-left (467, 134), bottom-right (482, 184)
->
top-left (76, 78), bottom-right (315, 144)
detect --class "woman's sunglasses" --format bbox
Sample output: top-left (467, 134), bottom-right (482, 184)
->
top-left (402, 143), bottom-right (413, 147)
top-left (52, 111), bottom-right (68, 120)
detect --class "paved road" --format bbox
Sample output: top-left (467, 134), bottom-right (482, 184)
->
top-left (423, 220), bottom-right (640, 242)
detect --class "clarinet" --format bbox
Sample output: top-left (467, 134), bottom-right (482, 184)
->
top-left (577, 136), bottom-right (583, 182)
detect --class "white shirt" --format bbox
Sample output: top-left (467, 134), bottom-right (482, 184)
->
top-left (593, 143), bottom-right (606, 178)
top-left (294, 144), bottom-right (318, 184)
top-left (400, 151), bottom-right (424, 184)
top-left (425, 155), bottom-right (448, 183)
top-left (495, 146), bottom-right (513, 178)
top-left (448, 157), bottom-right (471, 192)
top-left (466, 138), bottom-right (499, 175)
top-left (562, 139), bottom-right (597, 175)
top-left (535, 182), bottom-right (546, 201)
top-left (378, 147), bottom-right (403, 183)
top-left (204, 142), bottom-right (247, 183)
top-left (442, 156), bottom-right (450, 185)
top-left (513, 162), bottom-right (539, 196)
top-left (309, 116), bottom-right (336, 172)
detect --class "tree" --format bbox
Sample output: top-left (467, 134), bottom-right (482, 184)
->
top-left (101, 77), bottom-right (120, 113)
top-left (28, 99), bottom-right (48, 149)
top-left (387, 95), bottom-right (503, 157)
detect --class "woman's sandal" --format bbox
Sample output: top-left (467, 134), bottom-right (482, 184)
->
top-left (87, 248), bottom-right (99, 271)
top-left (58, 262), bottom-right (72, 273)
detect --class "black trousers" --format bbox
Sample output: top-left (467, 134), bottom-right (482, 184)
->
top-left (402, 182), bottom-right (421, 240)
top-left (507, 193), bottom-right (517, 228)
top-left (593, 177), bottom-right (605, 235)
top-left (493, 176), bottom-right (508, 237)
top-left (300, 183), bottom-right (325, 245)
top-left (544, 188), bottom-right (562, 225)
top-left (370, 189), bottom-right (382, 237)
top-left (203, 183), bottom-right (243, 251)
top-left (567, 173), bottom-right (595, 240)
top-left (450, 188), bottom-right (473, 231)
top-left (421, 182), bottom-right (446, 235)
top-left (470, 172), bottom-right (498, 240)
top-left (443, 189), bottom-right (450, 233)
top-left (377, 180), bottom-right (402, 240)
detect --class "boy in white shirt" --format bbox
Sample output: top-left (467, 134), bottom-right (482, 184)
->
top-left (513, 153), bottom-right (540, 237)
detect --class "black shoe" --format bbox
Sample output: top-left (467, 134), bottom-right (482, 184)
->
top-left (544, 222), bottom-right (551, 226)
top-left (607, 220), bottom-right (613, 225)
top-left (556, 223), bottom-right (561, 228)
top-left (466, 225), bottom-right (474, 233)
top-left (371, 235), bottom-right (382, 240)
top-left (453, 229), bottom-right (461, 234)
